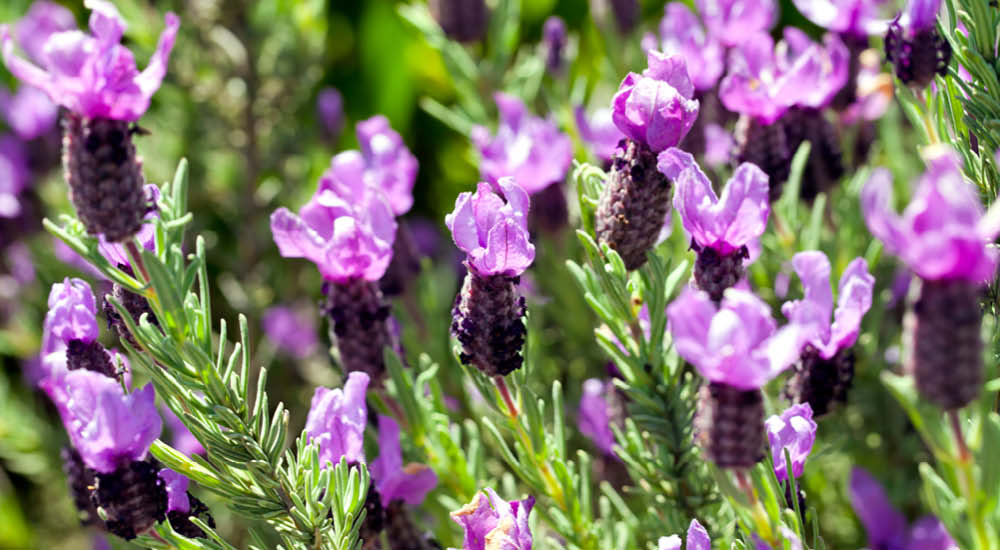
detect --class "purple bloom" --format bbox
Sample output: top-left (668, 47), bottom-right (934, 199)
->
top-left (612, 51), bottom-right (700, 153)
top-left (0, 84), bottom-right (59, 140)
top-left (703, 123), bottom-right (734, 168)
top-left (445, 178), bottom-right (535, 277)
top-left (13, 1), bottom-right (77, 64)
top-left (97, 184), bottom-right (160, 267)
top-left (774, 29), bottom-right (850, 110)
top-left (850, 467), bottom-right (958, 550)
top-left (791, 0), bottom-right (892, 35)
top-left (902, 0), bottom-right (942, 32)
top-left (159, 468), bottom-right (191, 513)
top-left (472, 92), bottom-right (572, 195)
top-left (719, 33), bottom-right (788, 124)
top-left (271, 151), bottom-right (397, 283)
top-left (765, 403), bottom-right (817, 481)
top-left (579, 378), bottom-right (616, 456)
top-left (304, 371), bottom-right (369, 467)
top-left (162, 406), bottom-right (205, 456)
top-left (782, 251), bottom-right (875, 359)
top-left (659, 148), bottom-right (769, 256)
top-left (356, 115), bottom-right (418, 216)
top-left (643, 4), bottom-right (725, 92)
top-left (574, 105), bottom-right (623, 162)
top-left (862, 146), bottom-right (1000, 282)
top-left (658, 519), bottom-right (711, 550)
top-left (261, 306), bottom-right (319, 359)
top-left (543, 16), bottom-right (567, 72)
top-left (0, 135), bottom-right (29, 218)
top-left (2, 1), bottom-right (180, 121)
top-left (451, 488), bottom-right (534, 550)
top-left (42, 370), bottom-right (161, 473)
top-left (371, 415), bottom-right (437, 506)
top-left (317, 87), bottom-right (344, 140)
top-left (45, 277), bottom-right (99, 346)
top-left (696, 0), bottom-right (776, 47)
top-left (667, 288), bottom-right (803, 390)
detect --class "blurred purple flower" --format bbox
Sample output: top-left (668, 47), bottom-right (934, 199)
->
top-left (574, 105), bottom-right (623, 162)
top-left (271, 151), bottom-right (397, 283)
top-left (42, 370), bottom-right (161, 473)
top-left (543, 16), bottom-right (567, 73)
top-left (162, 406), bottom-right (205, 456)
top-left (843, 49), bottom-right (894, 123)
top-left (13, 1), bottom-right (76, 64)
top-left (371, 415), bottom-right (437, 506)
top-left (850, 467), bottom-right (958, 550)
top-left (451, 488), bottom-right (534, 550)
top-left (159, 468), bottom-right (191, 513)
top-left (765, 402), bottom-right (817, 481)
top-left (304, 371), bottom-right (369, 467)
top-left (45, 277), bottom-right (99, 346)
top-left (775, 29), bottom-right (850, 110)
top-left (658, 519), bottom-right (711, 550)
top-left (2, 1), bottom-right (179, 121)
top-left (317, 87), bottom-right (344, 140)
top-left (612, 51), bottom-right (700, 152)
top-left (792, 0), bottom-right (892, 36)
top-left (445, 178), bottom-right (534, 277)
top-left (357, 115), bottom-right (418, 216)
top-left (703, 123), bottom-right (733, 168)
top-left (667, 288), bottom-right (803, 389)
top-left (696, 0), bottom-right (776, 47)
top-left (262, 306), bottom-right (318, 359)
top-left (659, 147), bottom-right (770, 256)
top-left (782, 251), bottom-right (874, 359)
top-left (643, 4), bottom-right (725, 92)
top-left (97, 184), bottom-right (160, 268)
top-left (472, 92), bottom-right (572, 195)
top-left (862, 146), bottom-right (1000, 282)
top-left (579, 378), bottom-right (616, 456)
top-left (0, 135), bottom-right (29, 218)
top-left (719, 33), bottom-right (788, 124)
top-left (0, 84), bottom-right (59, 140)
top-left (902, 0), bottom-right (942, 32)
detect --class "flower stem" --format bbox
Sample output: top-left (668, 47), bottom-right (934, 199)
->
top-left (950, 410), bottom-right (992, 550)
top-left (494, 376), bottom-right (519, 418)
top-left (125, 241), bottom-right (150, 284)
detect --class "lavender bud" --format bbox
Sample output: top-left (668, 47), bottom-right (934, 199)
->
top-left (783, 345), bottom-right (855, 417)
top-left (92, 459), bottom-right (168, 540)
top-left (62, 114), bottom-right (148, 243)
top-left (451, 272), bottom-right (527, 377)
top-left (324, 279), bottom-right (395, 384)
top-left (734, 115), bottom-right (790, 202)
top-left (885, 22), bottom-right (951, 89)
top-left (693, 382), bottom-right (765, 469)
top-left (429, 0), bottom-right (489, 43)
top-left (543, 17), bottom-right (568, 74)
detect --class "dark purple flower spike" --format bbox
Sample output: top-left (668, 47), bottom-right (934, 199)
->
top-left (885, 0), bottom-right (951, 88)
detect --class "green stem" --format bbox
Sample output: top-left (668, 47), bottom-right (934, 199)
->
top-left (950, 411), bottom-right (991, 550)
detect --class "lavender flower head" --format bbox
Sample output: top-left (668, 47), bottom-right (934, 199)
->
top-left (612, 51), bottom-right (700, 153)
top-left (658, 519), bottom-right (711, 550)
top-left (667, 288), bottom-right (803, 390)
top-left (2, 0), bottom-right (180, 121)
top-left (13, 1), bottom-right (76, 64)
top-left (719, 33), bottom-right (788, 124)
top-left (304, 371), bottom-right (370, 467)
top-left (642, 4), bottom-right (725, 92)
top-left (271, 151), bottom-right (397, 283)
top-left (862, 147), bottom-right (999, 282)
top-left (574, 106), bottom-right (623, 162)
top-left (782, 252), bottom-right (874, 359)
top-left (43, 370), bottom-right (161, 473)
top-left (696, 0), bottom-right (776, 47)
top-left (45, 277), bottom-right (100, 345)
top-left (0, 135), bottom-right (29, 218)
top-left (357, 115), bottom-right (418, 215)
top-left (579, 378), bottom-right (616, 456)
top-left (850, 468), bottom-right (958, 550)
top-left (472, 93), bottom-right (572, 195)
top-left (446, 178), bottom-right (535, 277)
top-left (885, 0), bottom-right (950, 87)
top-left (775, 29), bottom-right (850, 110)
top-left (765, 403), bottom-right (817, 482)
top-left (371, 415), bottom-right (437, 506)
top-left (791, 0), bottom-right (892, 36)
top-left (262, 306), bottom-right (319, 359)
top-left (451, 488), bottom-right (534, 550)
top-left (317, 87), bottom-right (344, 140)
top-left (97, 183), bottom-right (160, 267)
top-left (660, 148), bottom-right (769, 256)
top-left (1, 84), bottom-right (59, 140)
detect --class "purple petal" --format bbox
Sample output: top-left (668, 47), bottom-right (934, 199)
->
top-left (372, 415), bottom-right (437, 506)
top-left (697, 0), bottom-right (777, 46)
top-left (849, 467), bottom-right (908, 548)
top-left (158, 468), bottom-right (191, 513)
top-left (304, 372), bottom-right (370, 467)
top-left (826, 257), bottom-right (874, 358)
top-left (782, 251), bottom-right (834, 347)
top-left (905, 0), bottom-right (943, 31)
top-left (357, 115), bottom-right (418, 216)
top-left (45, 278), bottom-right (100, 345)
top-left (686, 519), bottom-right (711, 550)
top-left (907, 516), bottom-right (958, 550)
top-left (261, 306), bottom-right (318, 359)
top-left (612, 52), bottom-right (700, 152)
top-left (861, 168), bottom-right (909, 254)
top-left (765, 403), bottom-right (817, 481)
top-left (578, 379), bottom-right (616, 456)
top-left (14, 1), bottom-right (77, 64)
top-left (575, 106), bottom-right (623, 161)
top-left (703, 123), bottom-right (733, 167)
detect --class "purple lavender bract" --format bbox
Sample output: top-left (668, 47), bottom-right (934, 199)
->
top-left (1, 84), bottom-right (59, 140)
top-left (304, 371), bottom-right (369, 467)
top-left (643, 4), bottom-right (725, 92)
top-left (446, 178), bottom-right (535, 278)
top-left (611, 51), bottom-right (700, 153)
top-left (765, 403), bottom-right (817, 482)
top-left (696, 0), bottom-right (776, 47)
top-left (850, 468), bottom-right (958, 550)
top-left (371, 415), bottom-right (438, 507)
top-left (357, 115), bottom-right (418, 216)
top-left (574, 106), bottom-right (623, 162)
top-left (451, 489), bottom-right (534, 550)
top-left (579, 378), bottom-right (617, 457)
top-left (13, 1), bottom-right (76, 65)
top-left (262, 306), bottom-right (319, 359)
top-left (659, 519), bottom-right (711, 550)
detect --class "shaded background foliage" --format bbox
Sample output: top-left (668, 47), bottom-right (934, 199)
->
top-left (0, 0), bottom-right (958, 549)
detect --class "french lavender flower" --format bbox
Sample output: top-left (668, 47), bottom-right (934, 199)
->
top-left (782, 252), bottom-right (874, 416)
top-left (543, 16), bottom-right (567, 74)
top-left (13, 0), bottom-right (76, 65)
top-left (451, 489), bottom-right (534, 550)
top-left (668, 288), bottom-right (803, 469)
top-left (849, 468), bottom-right (958, 550)
top-left (574, 106), bottom-right (623, 163)
top-left (885, 0), bottom-right (950, 88)
top-left (579, 378), bottom-right (620, 457)
top-left (596, 51), bottom-right (700, 270)
top-left (659, 148), bottom-right (769, 301)
top-left (658, 519), bottom-right (711, 550)
top-left (271, 152), bottom-right (398, 382)
top-left (304, 371), bottom-right (370, 468)
top-left (43, 370), bottom-right (166, 539)
top-left (1, 84), bottom-right (59, 141)
top-left (262, 305), bottom-right (319, 359)
top-left (0, 135), bottom-right (29, 219)
top-left (2, 1), bottom-right (180, 242)
top-left (159, 468), bottom-right (215, 538)
top-left (317, 87), bottom-right (344, 142)
top-left (862, 147), bottom-right (999, 410)
top-left (765, 403), bottom-right (817, 482)
top-left (429, 0), bottom-right (489, 43)
top-left (42, 278), bottom-right (122, 380)
top-left (447, 179), bottom-right (534, 378)
top-left (697, 0), bottom-right (776, 47)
